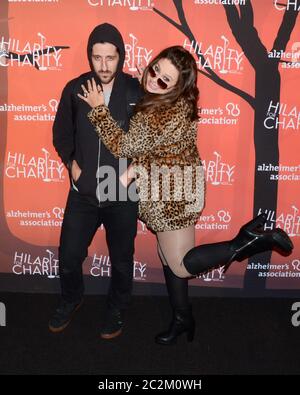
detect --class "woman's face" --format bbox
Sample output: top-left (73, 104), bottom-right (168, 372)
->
top-left (145, 58), bottom-right (179, 94)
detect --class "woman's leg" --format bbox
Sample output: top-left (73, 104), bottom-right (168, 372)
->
top-left (155, 226), bottom-right (195, 344)
top-left (157, 242), bottom-right (189, 311)
top-left (156, 225), bottom-right (195, 278)
top-left (157, 242), bottom-right (168, 266)
top-left (183, 213), bottom-right (294, 276)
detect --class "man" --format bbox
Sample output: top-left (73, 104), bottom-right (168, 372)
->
top-left (50, 23), bottom-right (142, 339)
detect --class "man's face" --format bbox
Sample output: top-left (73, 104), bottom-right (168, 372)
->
top-left (91, 42), bottom-right (120, 85)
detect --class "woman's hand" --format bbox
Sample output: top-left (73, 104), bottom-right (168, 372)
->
top-left (134, 64), bottom-right (145, 84)
top-left (77, 78), bottom-right (104, 108)
top-left (119, 163), bottom-right (135, 187)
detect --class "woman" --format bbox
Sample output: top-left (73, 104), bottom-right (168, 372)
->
top-left (79, 46), bottom-right (293, 345)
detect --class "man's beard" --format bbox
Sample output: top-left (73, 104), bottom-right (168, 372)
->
top-left (97, 71), bottom-right (116, 85)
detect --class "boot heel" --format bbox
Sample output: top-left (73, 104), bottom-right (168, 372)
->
top-left (229, 235), bottom-right (260, 263)
top-left (241, 213), bottom-right (267, 232)
top-left (223, 261), bottom-right (232, 273)
top-left (273, 229), bottom-right (293, 254)
top-left (234, 237), bottom-right (260, 262)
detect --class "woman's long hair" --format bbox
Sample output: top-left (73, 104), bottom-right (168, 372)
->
top-left (136, 46), bottom-right (199, 121)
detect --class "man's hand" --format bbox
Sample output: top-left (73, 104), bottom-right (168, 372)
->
top-left (71, 160), bottom-right (82, 182)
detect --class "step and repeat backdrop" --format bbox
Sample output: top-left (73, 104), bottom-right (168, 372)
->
top-left (0, 0), bottom-right (299, 295)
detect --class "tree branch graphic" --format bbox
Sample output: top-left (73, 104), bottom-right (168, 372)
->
top-left (153, 0), bottom-right (255, 108)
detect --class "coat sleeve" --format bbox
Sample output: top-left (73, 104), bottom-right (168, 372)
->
top-left (52, 82), bottom-right (75, 168)
top-left (87, 102), bottom-right (190, 159)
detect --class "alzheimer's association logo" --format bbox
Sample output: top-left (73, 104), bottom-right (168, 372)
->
top-left (195, 210), bottom-right (232, 231)
top-left (5, 149), bottom-right (65, 182)
top-left (198, 102), bottom-right (240, 126)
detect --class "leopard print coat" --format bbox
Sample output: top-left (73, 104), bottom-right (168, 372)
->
top-left (88, 97), bottom-right (205, 232)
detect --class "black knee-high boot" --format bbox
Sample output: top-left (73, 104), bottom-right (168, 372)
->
top-left (155, 265), bottom-right (195, 345)
top-left (183, 213), bottom-right (294, 276)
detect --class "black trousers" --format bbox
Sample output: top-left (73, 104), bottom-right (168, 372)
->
top-left (59, 189), bottom-right (138, 309)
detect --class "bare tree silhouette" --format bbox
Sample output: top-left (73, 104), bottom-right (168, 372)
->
top-left (153, 0), bottom-right (299, 291)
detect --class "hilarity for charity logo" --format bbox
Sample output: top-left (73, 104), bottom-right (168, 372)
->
top-left (13, 249), bottom-right (59, 278)
top-left (0, 33), bottom-right (69, 70)
top-left (124, 33), bottom-right (153, 71)
top-left (183, 36), bottom-right (244, 74)
top-left (5, 149), bottom-right (65, 182)
top-left (87, 0), bottom-right (153, 11)
top-left (201, 151), bottom-right (235, 185)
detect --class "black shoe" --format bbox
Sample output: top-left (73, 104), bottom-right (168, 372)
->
top-left (155, 307), bottom-right (195, 346)
top-left (100, 306), bottom-right (123, 339)
top-left (48, 299), bottom-right (83, 333)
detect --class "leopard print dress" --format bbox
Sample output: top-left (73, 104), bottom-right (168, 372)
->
top-left (88, 97), bottom-right (205, 232)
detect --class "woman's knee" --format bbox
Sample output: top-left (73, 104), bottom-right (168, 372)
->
top-left (168, 262), bottom-right (188, 278)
